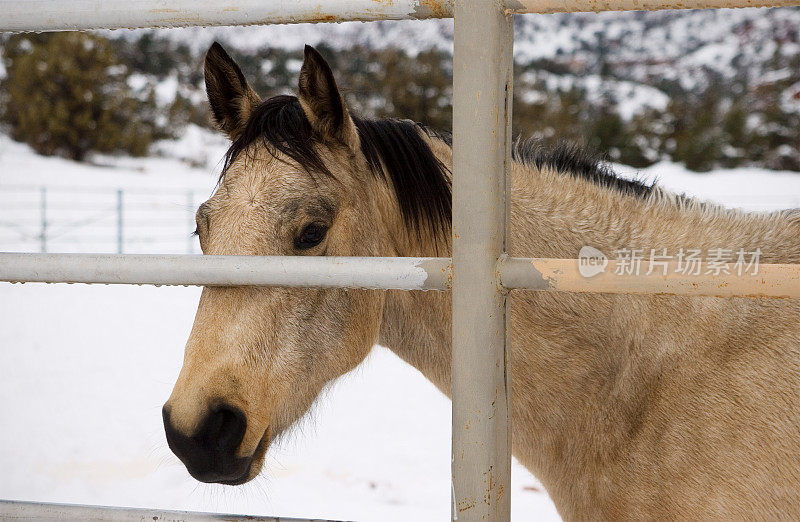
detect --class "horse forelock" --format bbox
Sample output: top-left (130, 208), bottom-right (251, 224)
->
top-left (222, 94), bottom-right (327, 179)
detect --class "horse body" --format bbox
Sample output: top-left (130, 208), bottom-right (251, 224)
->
top-left (162, 42), bottom-right (800, 519)
top-left (382, 158), bottom-right (800, 519)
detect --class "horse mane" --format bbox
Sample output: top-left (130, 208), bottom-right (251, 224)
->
top-left (355, 118), bottom-right (451, 239)
top-left (509, 139), bottom-right (744, 218)
top-left (222, 94), bottom-right (451, 238)
top-left (511, 138), bottom-right (654, 199)
top-left (389, 127), bottom-right (655, 200)
top-left (222, 94), bottom-right (662, 242)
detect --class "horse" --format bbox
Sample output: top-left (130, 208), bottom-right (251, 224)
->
top-left (162, 42), bottom-right (800, 519)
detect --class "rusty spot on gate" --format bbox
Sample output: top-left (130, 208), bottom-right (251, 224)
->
top-left (303, 8), bottom-right (345, 23)
top-left (457, 497), bottom-right (476, 512)
top-left (416, 0), bottom-right (452, 18)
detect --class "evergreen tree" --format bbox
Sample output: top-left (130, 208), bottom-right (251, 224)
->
top-left (1, 32), bottom-right (155, 161)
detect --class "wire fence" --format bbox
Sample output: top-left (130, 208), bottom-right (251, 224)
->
top-left (0, 185), bottom-right (201, 254)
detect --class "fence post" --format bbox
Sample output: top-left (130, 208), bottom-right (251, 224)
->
top-left (39, 187), bottom-right (47, 253)
top-left (187, 190), bottom-right (195, 254)
top-left (117, 189), bottom-right (123, 254)
top-left (451, 0), bottom-right (514, 520)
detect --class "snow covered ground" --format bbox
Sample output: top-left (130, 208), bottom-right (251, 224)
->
top-left (1, 127), bottom-right (799, 521)
top-left (0, 128), bottom-right (225, 254)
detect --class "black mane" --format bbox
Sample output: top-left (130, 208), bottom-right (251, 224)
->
top-left (222, 95), bottom-right (651, 241)
top-left (356, 118), bottom-right (451, 238)
top-left (223, 95), bottom-right (451, 237)
top-left (512, 139), bottom-right (653, 198)
top-left (340, 126), bottom-right (652, 199)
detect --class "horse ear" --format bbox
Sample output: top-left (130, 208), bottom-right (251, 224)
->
top-left (204, 42), bottom-right (261, 140)
top-left (298, 45), bottom-right (358, 149)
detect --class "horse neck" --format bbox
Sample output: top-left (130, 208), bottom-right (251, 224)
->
top-left (372, 134), bottom-right (454, 393)
top-left (376, 142), bottom-right (800, 397)
top-left (507, 163), bottom-right (800, 263)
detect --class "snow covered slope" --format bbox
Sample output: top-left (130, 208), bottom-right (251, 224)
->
top-left (110, 8), bottom-right (800, 168)
top-left (137, 7), bottom-right (800, 89)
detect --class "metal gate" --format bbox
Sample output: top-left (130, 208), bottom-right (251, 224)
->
top-left (1, 0), bottom-right (798, 520)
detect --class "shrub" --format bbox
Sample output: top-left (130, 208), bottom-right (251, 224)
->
top-left (1, 33), bottom-right (155, 161)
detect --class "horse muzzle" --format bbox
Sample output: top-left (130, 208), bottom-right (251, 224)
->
top-left (162, 402), bottom-right (252, 485)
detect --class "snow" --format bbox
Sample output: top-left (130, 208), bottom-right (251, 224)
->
top-left (782, 82), bottom-right (800, 115)
top-left (0, 132), bottom-right (218, 254)
top-left (1, 132), bottom-right (799, 521)
top-left (119, 7), bottom-right (800, 87)
top-left (0, 282), bottom-right (448, 520)
top-left (154, 75), bottom-right (180, 106)
top-left (612, 83), bottom-right (670, 122)
top-left (114, 19), bottom-right (456, 58)
top-left (151, 124), bottom-right (231, 171)
top-left (517, 71), bottom-right (670, 121)
top-left (579, 76), bottom-right (669, 121)
top-left (127, 72), bottom-right (150, 92)
top-left (616, 161), bottom-right (800, 211)
top-left (0, 134), bottom-right (215, 191)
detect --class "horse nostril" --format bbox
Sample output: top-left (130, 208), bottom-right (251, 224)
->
top-left (162, 402), bottom-right (249, 483)
top-left (201, 404), bottom-right (247, 454)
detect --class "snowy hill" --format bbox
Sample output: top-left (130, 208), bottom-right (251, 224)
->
top-left (138, 8), bottom-right (800, 90)
top-left (104, 7), bottom-right (800, 170)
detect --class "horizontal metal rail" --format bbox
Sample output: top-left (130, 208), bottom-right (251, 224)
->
top-left (0, 499), bottom-right (338, 521)
top-left (1, 0), bottom-right (798, 32)
top-left (0, 253), bottom-right (451, 290)
top-left (508, 0), bottom-right (799, 13)
top-left (2, 253), bottom-right (800, 298)
top-left (500, 257), bottom-right (800, 298)
top-left (0, 0), bottom-right (452, 32)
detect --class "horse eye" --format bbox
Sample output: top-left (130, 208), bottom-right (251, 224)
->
top-left (294, 223), bottom-right (328, 250)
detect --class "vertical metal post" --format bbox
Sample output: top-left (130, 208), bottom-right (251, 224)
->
top-left (39, 187), bottom-right (47, 253)
top-left (451, 1), bottom-right (514, 520)
top-left (116, 189), bottom-right (124, 254)
top-left (187, 190), bottom-right (195, 254)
